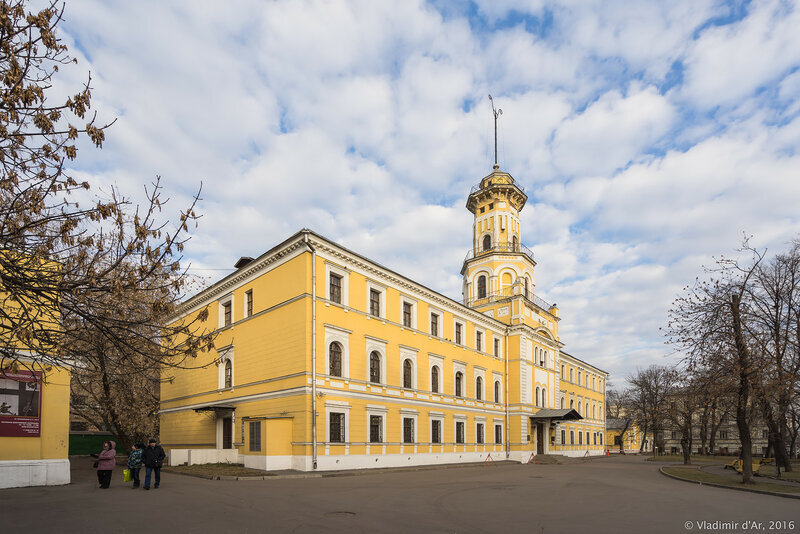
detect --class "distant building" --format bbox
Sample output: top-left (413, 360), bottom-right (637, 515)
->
top-left (161, 166), bottom-right (608, 471)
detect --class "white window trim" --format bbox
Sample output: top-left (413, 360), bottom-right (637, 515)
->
top-left (324, 325), bottom-right (350, 379)
top-left (400, 409), bottom-right (418, 444)
top-left (492, 335), bottom-right (502, 358)
top-left (365, 337), bottom-right (387, 385)
top-left (453, 361), bottom-right (466, 397)
top-left (475, 327), bottom-right (485, 352)
top-left (218, 294), bottom-right (234, 329)
top-left (324, 400), bottom-right (350, 443)
top-left (365, 281), bottom-right (387, 318)
top-left (475, 417), bottom-right (486, 444)
top-left (453, 318), bottom-right (465, 345)
top-left (325, 263), bottom-right (349, 306)
top-left (428, 353), bottom-right (444, 393)
top-left (473, 368), bottom-right (486, 401)
top-left (429, 307), bottom-right (443, 338)
top-left (454, 414), bottom-right (467, 444)
top-left (366, 405), bottom-right (388, 444)
top-left (429, 412), bottom-right (445, 444)
top-left (243, 289), bottom-right (253, 319)
top-left (400, 349), bottom-right (418, 389)
top-left (217, 346), bottom-right (234, 390)
top-left (400, 297), bottom-right (417, 329)
top-left (492, 372), bottom-right (503, 403)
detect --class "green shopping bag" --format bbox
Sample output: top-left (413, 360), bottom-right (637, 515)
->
top-left (122, 468), bottom-right (132, 482)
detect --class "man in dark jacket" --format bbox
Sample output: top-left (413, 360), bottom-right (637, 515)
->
top-left (142, 438), bottom-right (166, 490)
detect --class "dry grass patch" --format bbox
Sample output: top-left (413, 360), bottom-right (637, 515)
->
top-left (163, 463), bottom-right (269, 478)
top-left (662, 466), bottom-right (800, 495)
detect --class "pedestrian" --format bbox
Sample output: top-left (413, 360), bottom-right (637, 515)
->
top-left (142, 438), bottom-right (166, 490)
top-left (127, 442), bottom-right (143, 488)
top-left (96, 440), bottom-right (116, 489)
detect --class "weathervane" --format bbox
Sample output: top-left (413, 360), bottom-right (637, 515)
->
top-left (488, 94), bottom-right (502, 169)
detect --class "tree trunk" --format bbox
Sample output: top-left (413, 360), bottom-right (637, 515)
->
top-left (639, 422), bottom-right (649, 452)
top-left (731, 294), bottom-right (754, 484)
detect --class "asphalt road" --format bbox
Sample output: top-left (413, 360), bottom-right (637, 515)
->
top-left (2, 455), bottom-right (798, 533)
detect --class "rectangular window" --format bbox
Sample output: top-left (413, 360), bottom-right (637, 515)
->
top-left (456, 421), bottom-right (465, 444)
top-left (330, 274), bottom-right (342, 304)
top-left (719, 430), bottom-right (728, 440)
top-left (245, 290), bottom-right (253, 317)
top-left (329, 413), bottom-right (344, 443)
top-left (431, 420), bottom-right (441, 444)
top-left (614, 435), bottom-right (621, 446)
top-left (762, 429), bottom-right (769, 439)
top-left (403, 418), bottom-right (414, 443)
top-left (223, 301), bottom-right (232, 327)
top-left (369, 415), bottom-right (382, 443)
top-left (249, 421), bottom-right (261, 451)
top-left (495, 424), bottom-right (502, 444)
top-left (493, 339), bottom-right (499, 358)
top-left (570, 431), bottom-right (575, 445)
top-left (593, 433), bottom-right (597, 445)
top-left (671, 431), bottom-right (678, 439)
top-left (455, 322), bottom-right (463, 345)
top-left (561, 429), bottom-right (566, 444)
top-left (476, 331), bottom-right (482, 352)
top-left (430, 313), bottom-right (439, 336)
top-left (370, 289), bottom-right (381, 317)
top-left (579, 432), bottom-right (583, 445)
top-left (403, 302), bottom-right (413, 328)
top-left (476, 423), bottom-right (484, 444)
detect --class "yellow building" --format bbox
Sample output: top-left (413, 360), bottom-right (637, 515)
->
top-left (606, 419), bottom-right (650, 454)
top-left (161, 165), bottom-right (608, 470)
top-left (1, 256), bottom-right (71, 488)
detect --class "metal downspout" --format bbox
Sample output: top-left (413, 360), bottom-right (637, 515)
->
top-left (505, 326), bottom-right (510, 459)
top-left (304, 234), bottom-right (318, 470)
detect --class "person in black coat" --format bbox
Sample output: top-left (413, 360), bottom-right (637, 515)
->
top-left (142, 438), bottom-right (166, 490)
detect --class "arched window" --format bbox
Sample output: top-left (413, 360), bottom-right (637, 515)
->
top-left (369, 351), bottom-right (381, 383)
top-left (535, 387), bottom-right (540, 406)
top-left (403, 359), bottom-right (413, 389)
top-left (542, 388), bottom-right (547, 408)
top-left (586, 402), bottom-right (589, 416)
top-left (599, 406), bottom-right (603, 419)
top-left (512, 235), bottom-right (518, 251)
top-left (431, 365), bottom-right (439, 393)
top-left (524, 277), bottom-right (529, 299)
top-left (224, 360), bottom-right (232, 388)
top-left (570, 399), bottom-right (574, 409)
top-left (455, 371), bottom-right (463, 397)
top-left (561, 364), bottom-right (565, 379)
top-left (494, 381), bottom-right (500, 403)
top-left (477, 275), bottom-right (487, 299)
top-left (599, 433), bottom-right (603, 445)
top-left (329, 342), bottom-right (342, 377)
top-left (560, 397), bottom-right (565, 409)
top-left (592, 405), bottom-right (596, 419)
top-left (476, 377), bottom-right (482, 400)
top-left (482, 234), bottom-right (491, 251)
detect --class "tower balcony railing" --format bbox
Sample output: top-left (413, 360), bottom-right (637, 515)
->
top-left (463, 241), bottom-right (535, 263)
top-left (463, 285), bottom-right (555, 313)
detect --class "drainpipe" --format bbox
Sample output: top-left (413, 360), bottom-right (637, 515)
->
top-left (505, 326), bottom-right (510, 459)
top-left (304, 233), bottom-right (318, 470)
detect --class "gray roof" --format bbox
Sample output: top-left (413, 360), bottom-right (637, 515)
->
top-left (530, 408), bottom-right (582, 421)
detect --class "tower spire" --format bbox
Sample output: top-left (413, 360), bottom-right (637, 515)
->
top-left (488, 94), bottom-right (502, 170)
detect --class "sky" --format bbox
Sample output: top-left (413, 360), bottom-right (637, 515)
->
top-left (53, 0), bottom-right (800, 384)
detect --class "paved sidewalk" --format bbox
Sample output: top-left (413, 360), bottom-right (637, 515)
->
top-left (2, 455), bottom-right (798, 533)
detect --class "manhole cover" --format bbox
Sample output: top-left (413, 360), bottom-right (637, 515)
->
top-left (326, 511), bottom-right (357, 517)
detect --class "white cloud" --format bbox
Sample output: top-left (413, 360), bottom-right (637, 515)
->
top-left (51, 0), bottom-right (800, 382)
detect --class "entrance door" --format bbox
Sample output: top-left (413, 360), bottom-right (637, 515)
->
top-left (537, 423), bottom-right (545, 454)
top-left (222, 417), bottom-right (232, 449)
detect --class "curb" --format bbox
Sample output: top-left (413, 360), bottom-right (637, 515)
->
top-left (658, 466), bottom-right (800, 500)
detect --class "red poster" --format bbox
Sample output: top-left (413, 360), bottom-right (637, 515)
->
top-left (0, 369), bottom-right (42, 437)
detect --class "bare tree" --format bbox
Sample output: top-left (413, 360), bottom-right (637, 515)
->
top-left (627, 365), bottom-right (672, 454)
top-left (0, 1), bottom-right (217, 445)
top-left (667, 244), bottom-right (766, 483)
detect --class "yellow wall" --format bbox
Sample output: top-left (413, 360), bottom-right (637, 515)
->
top-left (0, 364), bottom-right (70, 461)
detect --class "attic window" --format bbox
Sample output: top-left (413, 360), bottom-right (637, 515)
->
top-left (479, 207), bottom-right (485, 213)
top-left (488, 203), bottom-right (494, 209)
top-left (235, 257), bottom-right (254, 269)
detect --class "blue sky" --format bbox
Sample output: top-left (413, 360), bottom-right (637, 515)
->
top-left (55, 0), bottom-right (800, 383)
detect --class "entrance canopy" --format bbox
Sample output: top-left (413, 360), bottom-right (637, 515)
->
top-left (530, 408), bottom-right (582, 421)
top-left (193, 405), bottom-right (236, 414)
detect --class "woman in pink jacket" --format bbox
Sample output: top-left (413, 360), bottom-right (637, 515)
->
top-left (96, 440), bottom-right (116, 489)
